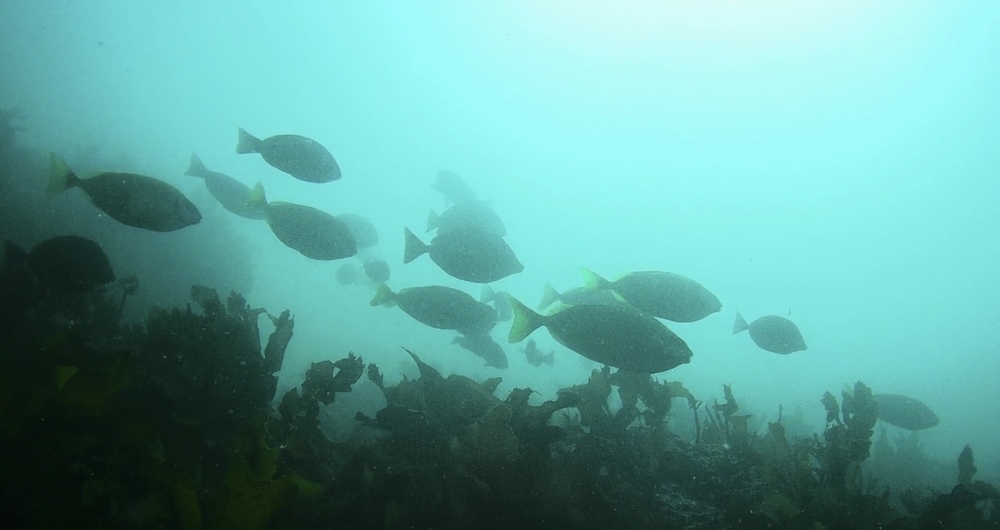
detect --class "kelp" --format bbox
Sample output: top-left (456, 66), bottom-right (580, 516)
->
top-left (0, 264), bottom-right (996, 528)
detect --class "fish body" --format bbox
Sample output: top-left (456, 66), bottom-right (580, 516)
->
top-left (582, 268), bottom-right (721, 322)
top-left (248, 183), bottom-right (356, 260)
top-left (371, 284), bottom-right (498, 336)
top-left (732, 312), bottom-right (806, 354)
top-left (26, 235), bottom-right (115, 292)
top-left (453, 333), bottom-right (509, 369)
top-left (427, 200), bottom-right (506, 238)
top-left (363, 260), bottom-right (390, 283)
top-left (50, 154), bottom-right (201, 232)
top-left (508, 296), bottom-right (692, 374)
top-left (538, 282), bottom-right (629, 312)
top-left (237, 128), bottom-right (340, 183)
top-left (431, 169), bottom-right (477, 205)
top-left (873, 394), bottom-right (940, 431)
top-left (184, 153), bottom-right (263, 219)
top-left (337, 213), bottom-right (379, 248)
top-left (523, 338), bottom-right (554, 367)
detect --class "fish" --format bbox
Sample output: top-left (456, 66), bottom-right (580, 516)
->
top-left (335, 263), bottom-right (361, 285)
top-left (523, 338), bottom-right (554, 367)
top-left (480, 285), bottom-right (513, 321)
top-left (236, 128), bottom-right (340, 183)
top-left (508, 296), bottom-right (693, 374)
top-left (337, 213), bottom-right (379, 248)
top-left (363, 260), bottom-right (390, 283)
top-left (49, 154), bottom-right (201, 232)
top-left (184, 153), bottom-right (263, 219)
top-left (431, 169), bottom-right (477, 206)
top-left (403, 228), bottom-right (523, 283)
top-left (872, 394), bottom-right (940, 431)
top-left (247, 183), bottom-right (356, 260)
top-left (18, 236), bottom-right (115, 292)
top-left (453, 333), bottom-right (509, 369)
top-left (581, 268), bottom-right (722, 323)
top-left (427, 200), bottom-right (506, 238)
top-left (732, 312), bottom-right (806, 354)
top-left (537, 281), bottom-right (629, 311)
top-left (370, 283), bottom-right (498, 336)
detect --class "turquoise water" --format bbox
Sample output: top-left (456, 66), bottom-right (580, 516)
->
top-left (2, 2), bottom-right (999, 523)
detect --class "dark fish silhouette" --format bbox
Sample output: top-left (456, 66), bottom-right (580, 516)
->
top-left (370, 284), bottom-right (498, 336)
top-left (49, 154), bottom-right (201, 232)
top-left (508, 296), bottom-right (692, 374)
top-left (236, 128), bottom-right (340, 183)
top-left (732, 312), bottom-right (806, 354)
top-left (873, 394), bottom-right (940, 431)
top-left (403, 228), bottom-right (523, 284)
top-left (582, 268), bottom-right (722, 323)
top-left (247, 183), bottom-right (356, 260)
top-left (184, 153), bottom-right (263, 220)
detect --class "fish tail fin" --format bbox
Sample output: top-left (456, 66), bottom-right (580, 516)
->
top-left (537, 282), bottom-right (561, 311)
top-left (480, 284), bottom-right (496, 304)
top-left (579, 267), bottom-right (610, 290)
top-left (47, 153), bottom-right (80, 196)
top-left (185, 152), bottom-right (207, 177)
top-left (402, 228), bottom-right (429, 264)
top-left (236, 127), bottom-right (263, 154)
top-left (246, 182), bottom-right (268, 211)
top-left (426, 210), bottom-right (440, 232)
top-left (732, 312), bottom-right (750, 335)
top-left (369, 283), bottom-right (396, 307)
top-left (508, 295), bottom-right (545, 344)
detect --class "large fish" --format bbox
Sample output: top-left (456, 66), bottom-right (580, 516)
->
top-left (453, 333), bottom-right (509, 369)
top-left (370, 284), bottom-right (498, 336)
top-left (184, 153), bottom-right (263, 220)
top-left (581, 268), bottom-right (722, 323)
top-left (49, 154), bottom-right (201, 232)
top-left (8, 236), bottom-right (115, 292)
top-left (508, 296), bottom-right (692, 374)
top-left (247, 183), bottom-right (356, 260)
top-left (403, 228), bottom-right (523, 283)
top-left (873, 394), bottom-right (940, 431)
top-left (732, 312), bottom-right (806, 354)
top-left (236, 128), bottom-right (340, 183)
top-left (427, 200), bottom-right (506, 238)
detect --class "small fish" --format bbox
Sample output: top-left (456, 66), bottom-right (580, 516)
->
top-left (453, 333), bottom-right (509, 369)
top-left (337, 213), bottom-right (379, 248)
top-left (335, 263), bottom-right (361, 285)
top-left (431, 169), bottom-right (477, 206)
top-left (49, 154), bottom-right (201, 232)
top-left (363, 260), bottom-right (390, 283)
top-left (236, 128), bottom-right (340, 183)
top-left (581, 268), bottom-right (722, 323)
top-left (508, 296), bottom-right (692, 374)
top-left (370, 283), bottom-right (498, 336)
top-left (184, 153), bottom-right (263, 219)
top-left (403, 228), bottom-right (523, 283)
top-left (22, 236), bottom-right (115, 292)
top-left (427, 200), bottom-right (506, 238)
top-left (247, 183), bottom-right (356, 260)
top-left (523, 338), bottom-right (554, 367)
top-left (480, 285), bottom-right (512, 321)
top-left (873, 394), bottom-right (940, 431)
top-left (732, 312), bottom-right (806, 354)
